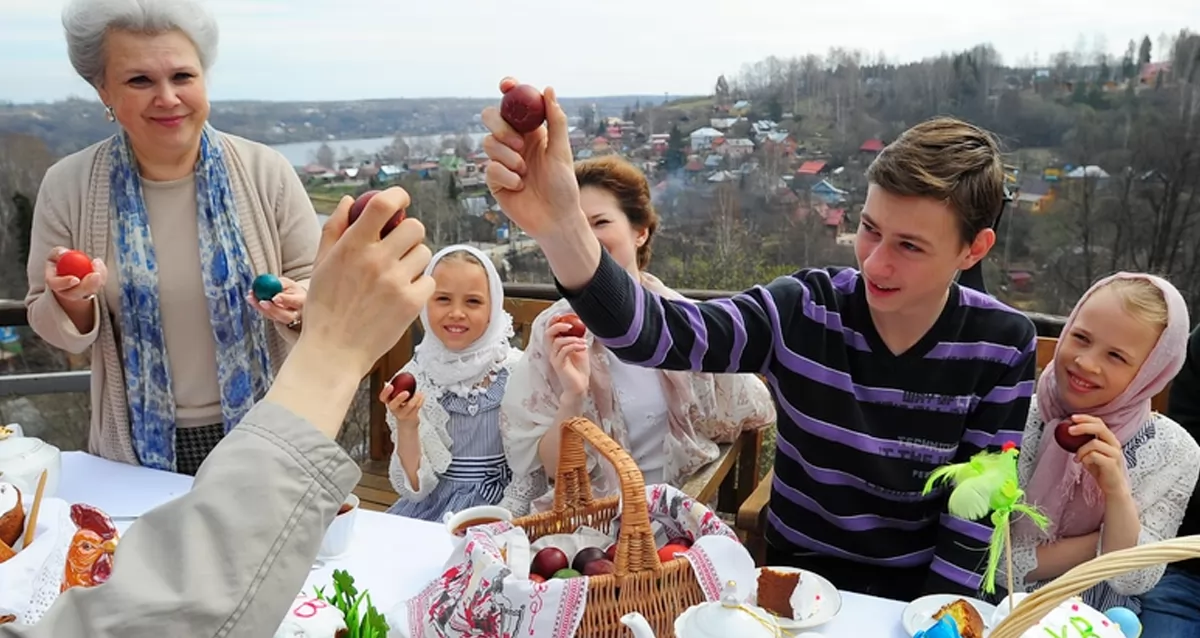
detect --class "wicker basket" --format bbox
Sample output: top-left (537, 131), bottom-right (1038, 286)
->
top-left (990, 535), bottom-right (1200, 637)
top-left (510, 416), bottom-right (708, 638)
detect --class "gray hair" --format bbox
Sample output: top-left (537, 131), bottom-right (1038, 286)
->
top-left (62, 0), bottom-right (219, 87)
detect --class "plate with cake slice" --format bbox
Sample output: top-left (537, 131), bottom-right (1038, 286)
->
top-left (902, 594), bottom-right (995, 637)
top-left (750, 566), bottom-right (842, 630)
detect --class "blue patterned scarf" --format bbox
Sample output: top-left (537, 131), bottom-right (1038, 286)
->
top-left (110, 125), bottom-right (274, 472)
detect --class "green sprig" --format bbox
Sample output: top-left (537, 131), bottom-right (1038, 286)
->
top-left (314, 569), bottom-right (390, 638)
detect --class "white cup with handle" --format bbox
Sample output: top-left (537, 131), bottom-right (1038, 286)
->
top-left (317, 494), bottom-right (359, 560)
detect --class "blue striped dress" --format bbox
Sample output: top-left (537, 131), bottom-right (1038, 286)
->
top-left (386, 369), bottom-right (512, 521)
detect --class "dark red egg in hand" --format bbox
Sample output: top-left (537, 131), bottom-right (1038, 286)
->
top-left (1054, 418), bottom-right (1096, 453)
top-left (553, 313), bottom-right (586, 339)
top-left (56, 249), bottom-right (94, 280)
top-left (348, 190), bottom-right (406, 238)
top-left (389, 372), bottom-right (417, 402)
top-left (500, 84), bottom-right (547, 134)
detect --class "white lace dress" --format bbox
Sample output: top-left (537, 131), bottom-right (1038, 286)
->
top-left (1005, 401), bottom-right (1200, 612)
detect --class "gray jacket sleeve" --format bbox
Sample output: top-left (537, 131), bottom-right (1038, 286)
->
top-left (0, 401), bottom-right (361, 637)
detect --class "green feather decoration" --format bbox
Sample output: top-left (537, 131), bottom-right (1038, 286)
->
top-left (923, 442), bottom-right (1051, 595)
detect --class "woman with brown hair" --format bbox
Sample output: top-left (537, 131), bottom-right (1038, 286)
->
top-left (499, 155), bottom-right (775, 514)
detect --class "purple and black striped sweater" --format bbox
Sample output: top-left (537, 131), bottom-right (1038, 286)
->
top-left (559, 250), bottom-right (1037, 596)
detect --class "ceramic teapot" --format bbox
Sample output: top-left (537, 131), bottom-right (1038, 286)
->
top-left (0, 424), bottom-right (61, 500)
top-left (621, 580), bottom-right (783, 638)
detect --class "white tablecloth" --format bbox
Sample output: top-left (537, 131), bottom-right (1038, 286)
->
top-left (59, 451), bottom-right (910, 637)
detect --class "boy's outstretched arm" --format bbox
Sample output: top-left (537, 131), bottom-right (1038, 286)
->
top-left (559, 249), bottom-right (851, 376)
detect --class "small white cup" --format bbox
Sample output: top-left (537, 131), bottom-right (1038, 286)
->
top-left (443, 505), bottom-right (512, 537)
top-left (318, 494), bottom-right (359, 559)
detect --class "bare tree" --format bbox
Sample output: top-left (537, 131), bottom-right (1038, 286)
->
top-left (454, 134), bottom-right (475, 159)
top-left (381, 133), bottom-right (410, 164)
top-left (0, 134), bottom-right (56, 296)
top-left (712, 182), bottom-right (741, 262)
top-left (314, 143), bottom-right (335, 169)
top-left (714, 75), bottom-right (731, 105)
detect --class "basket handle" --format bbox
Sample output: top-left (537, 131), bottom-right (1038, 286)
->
top-left (554, 416), bottom-right (662, 577)
top-left (991, 535), bottom-right (1200, 637)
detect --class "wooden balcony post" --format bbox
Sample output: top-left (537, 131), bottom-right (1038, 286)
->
top-left (368, 327), bottom-right (416, 461)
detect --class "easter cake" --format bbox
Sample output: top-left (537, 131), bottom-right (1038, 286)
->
top-left (990, 595), bottom-right (1129, 638)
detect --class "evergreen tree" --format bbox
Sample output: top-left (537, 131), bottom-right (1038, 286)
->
top-left (12, 192), bottom-right (34, 267)
top-left (1138, 35), bottom-right (1152, 66)
top-left (665, 125), bottom-right (686, 171)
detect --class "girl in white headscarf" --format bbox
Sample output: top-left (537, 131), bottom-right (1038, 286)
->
top-left (381, 245), bottom-right (524, 521)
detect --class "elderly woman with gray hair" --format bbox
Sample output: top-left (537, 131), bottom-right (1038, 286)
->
top-left (24, 0), bottom-right (321, 475)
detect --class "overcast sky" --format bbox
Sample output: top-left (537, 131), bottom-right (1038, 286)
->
top-left (1, 0), bottom-right (1194, 103)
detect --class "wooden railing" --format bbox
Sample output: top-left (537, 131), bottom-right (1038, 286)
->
top-left (1, 289), bottom-right (1072, 518)
top-left (0, 299), bottom-right (90, 396)
top-left (0, 291), bottom-right (1070, 406)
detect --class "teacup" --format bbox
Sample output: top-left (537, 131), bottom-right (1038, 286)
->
top-left (443, 505), bottom-right (512, 537)
top-left (318, 494), bottom-right (359, 559)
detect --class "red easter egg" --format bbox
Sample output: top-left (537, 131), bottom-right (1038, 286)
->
top-left (56, 249), bottom-right (94, 280)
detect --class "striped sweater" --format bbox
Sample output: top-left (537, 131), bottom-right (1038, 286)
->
top-left (560, 251), bottom-right (1037, 596)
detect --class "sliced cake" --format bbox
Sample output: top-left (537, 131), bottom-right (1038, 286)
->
top-left (932, 598), bottom-right (985, 638)
top-left (756, 567), bottom-right (801, 619)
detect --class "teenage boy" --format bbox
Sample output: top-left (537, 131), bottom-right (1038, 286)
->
top-left (481, 78), bottom-right (1036, 600)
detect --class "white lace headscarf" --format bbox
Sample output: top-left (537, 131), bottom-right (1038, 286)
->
top-left (409, 244), bottom-right (518, 398)
top-left (387, 244), bottom-right (524, 500)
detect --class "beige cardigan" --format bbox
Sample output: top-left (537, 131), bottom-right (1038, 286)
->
top-left (24, 130), bottom-right (320, 466)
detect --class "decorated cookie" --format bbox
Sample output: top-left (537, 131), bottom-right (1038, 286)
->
top-left (274, 593), bottom-right (348, 638)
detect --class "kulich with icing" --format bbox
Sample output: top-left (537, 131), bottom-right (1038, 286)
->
top-left (0, 483), bottom-right (23, 551)
top-left (992, 597), bottom-right (1129, 638)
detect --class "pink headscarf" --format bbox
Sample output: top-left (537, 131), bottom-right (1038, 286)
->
top-left (1021, 272), bottom-right (1190, 539)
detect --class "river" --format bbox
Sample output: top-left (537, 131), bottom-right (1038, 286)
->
top-left (271, 132), bottom-right (489, 167)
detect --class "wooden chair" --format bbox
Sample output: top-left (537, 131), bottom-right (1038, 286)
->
top-left (354, 295), bottom-right (766, 515)
top-left (735, 335), bottom-right (1174, 564)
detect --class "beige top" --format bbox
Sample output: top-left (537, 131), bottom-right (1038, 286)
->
top-left (100, 174), bottom-right (223, 428)
top-left (24, 130), bottom-right (321, 464)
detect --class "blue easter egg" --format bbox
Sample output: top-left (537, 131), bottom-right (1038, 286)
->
top-left (915, 616), bottom-right (961, 638)
top-left (252, 273), bottom-right (283, 301)
top-left (1103, 607), bottom-right (1141, 637)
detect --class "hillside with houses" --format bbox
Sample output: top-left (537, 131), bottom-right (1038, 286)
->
top-left (284, 30), bottom-right (1198, 320)
top-left (3, 31), bottom-right (1197, 320)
